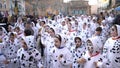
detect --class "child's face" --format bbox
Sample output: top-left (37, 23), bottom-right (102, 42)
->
top-left (15, 29), bottom-right (19, 33)
top-left (40, 22), bottom-right (45, 27)
top-left (8, 26), bottom-right (12, 32)
top-left (75, 39), bottom-right (82, 48)
top-left (54, 37), bottom-right (61, 48)
top-left (21, 40), bottom-right (28, 50)
top-left (49, 29), bottom-right (55, 37)
top-left (62, 21), bottom-right (65, 26)
top-left (87, 40), bottom-right (93, 53)
top-left (95, 31), bottom-right (101, 35)
top-left (110, 26), bottom-right (118, 37)
top-left (10, 35), bottom-right (15, 42)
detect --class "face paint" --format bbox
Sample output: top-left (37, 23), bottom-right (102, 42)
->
top-left (110, 26), bottom-right (118, 37)
top-left (87, 40), bottom-right (93, 53)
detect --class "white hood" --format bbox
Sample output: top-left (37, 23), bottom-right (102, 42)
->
top-left (87, 37), bottom-right (102, 55)
top-left (116, 25), bottom-right (120, 37)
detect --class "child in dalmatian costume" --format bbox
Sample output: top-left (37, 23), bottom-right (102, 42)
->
top-left (100, 19), bottom-right (109, 41)
top-left (79, 23), bottom-right (90, 42)
top-left (24, 29), bottom-right (36, 48)
top-left (102, 24), bottom-right (120, 68)
top-left (70, 37), bottom-right (86, 68)
top-left (0, 42), bottom-right (6, 68)
top-left (0, 27), bottom-right (8, 68)
top-left (77, 37), bottom-right (103, 68)
top-left (14, 17), bottom-right (24, 31)
top-left (4, 36), bottom-right (43, 68)
top-left (43, 28), bottom-right (56, 68)
top-left (50, 34), bottom-right (72, 68)
top-left (92, 27), bottom-right (104, 54)
top-left (0, 27), bottom-right (8, 42)
top-left (3, 33), bottom-right (20, 68)
top-left (39, 26), bottom-right (55, 68)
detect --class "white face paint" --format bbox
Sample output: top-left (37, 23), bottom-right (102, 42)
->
top-left (87, 40), bottom-right (93, 53)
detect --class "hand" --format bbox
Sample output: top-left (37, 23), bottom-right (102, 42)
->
top-left (77, 58), bottom-right (86, 64)
top-left (94, 62), bottom-right (99, 68)
top-left (3, 60), bottom-right (9, 64)
top-left (43, 24), bottom-right (47, 28)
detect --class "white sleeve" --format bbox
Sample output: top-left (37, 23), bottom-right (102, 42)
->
top-left (59, 49), bottom-right (73, 66)
top-left (102, 39), bottom-right (109, 59)
top-left (8, 48), bottom-right (21, 63)
top-left (97, 62), bottom-right (103, 68)
top-left (33, 49), bottom-right (43, 68)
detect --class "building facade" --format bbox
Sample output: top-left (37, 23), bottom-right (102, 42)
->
top-left (0, 0), bottom-right (9, 12)
top-left (25, 0), bottom-right (64, 16)
top-left (68, 0), bottom-right (90, 15)
top-left (0, 0), bottom-right (25, 16)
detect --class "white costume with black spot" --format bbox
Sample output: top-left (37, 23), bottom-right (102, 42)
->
top-left (82, 51), bottom-right (103, 68)
top-left (7, 36), bottom-right (43, 68)
top-left (49, 35), bottom-right (72, 68)
top-left (70, 45), bottom-right (86, 68)
top-left (44, 36), bottom-right (55, 68)
top-left (40, 28), bottom-right (55, 68)
top-left (82, 38), bottom-right (103, 68)
top-left (4, 38), bottom-right (20, 68)
top-left (9, 48), bottom-right (43, 68)
top-left (103, 25), bottom-right (120, 68)
top-left (91, 36), bottom-right (104, 54)
top-left (0, 42), bottom-right (6, 68)
top-left (50, 47), bottom-right (72, 68)
top-left (25, 35), bottom-right (36, 48)
top-left (79, 28), bottom-right (89, 42)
